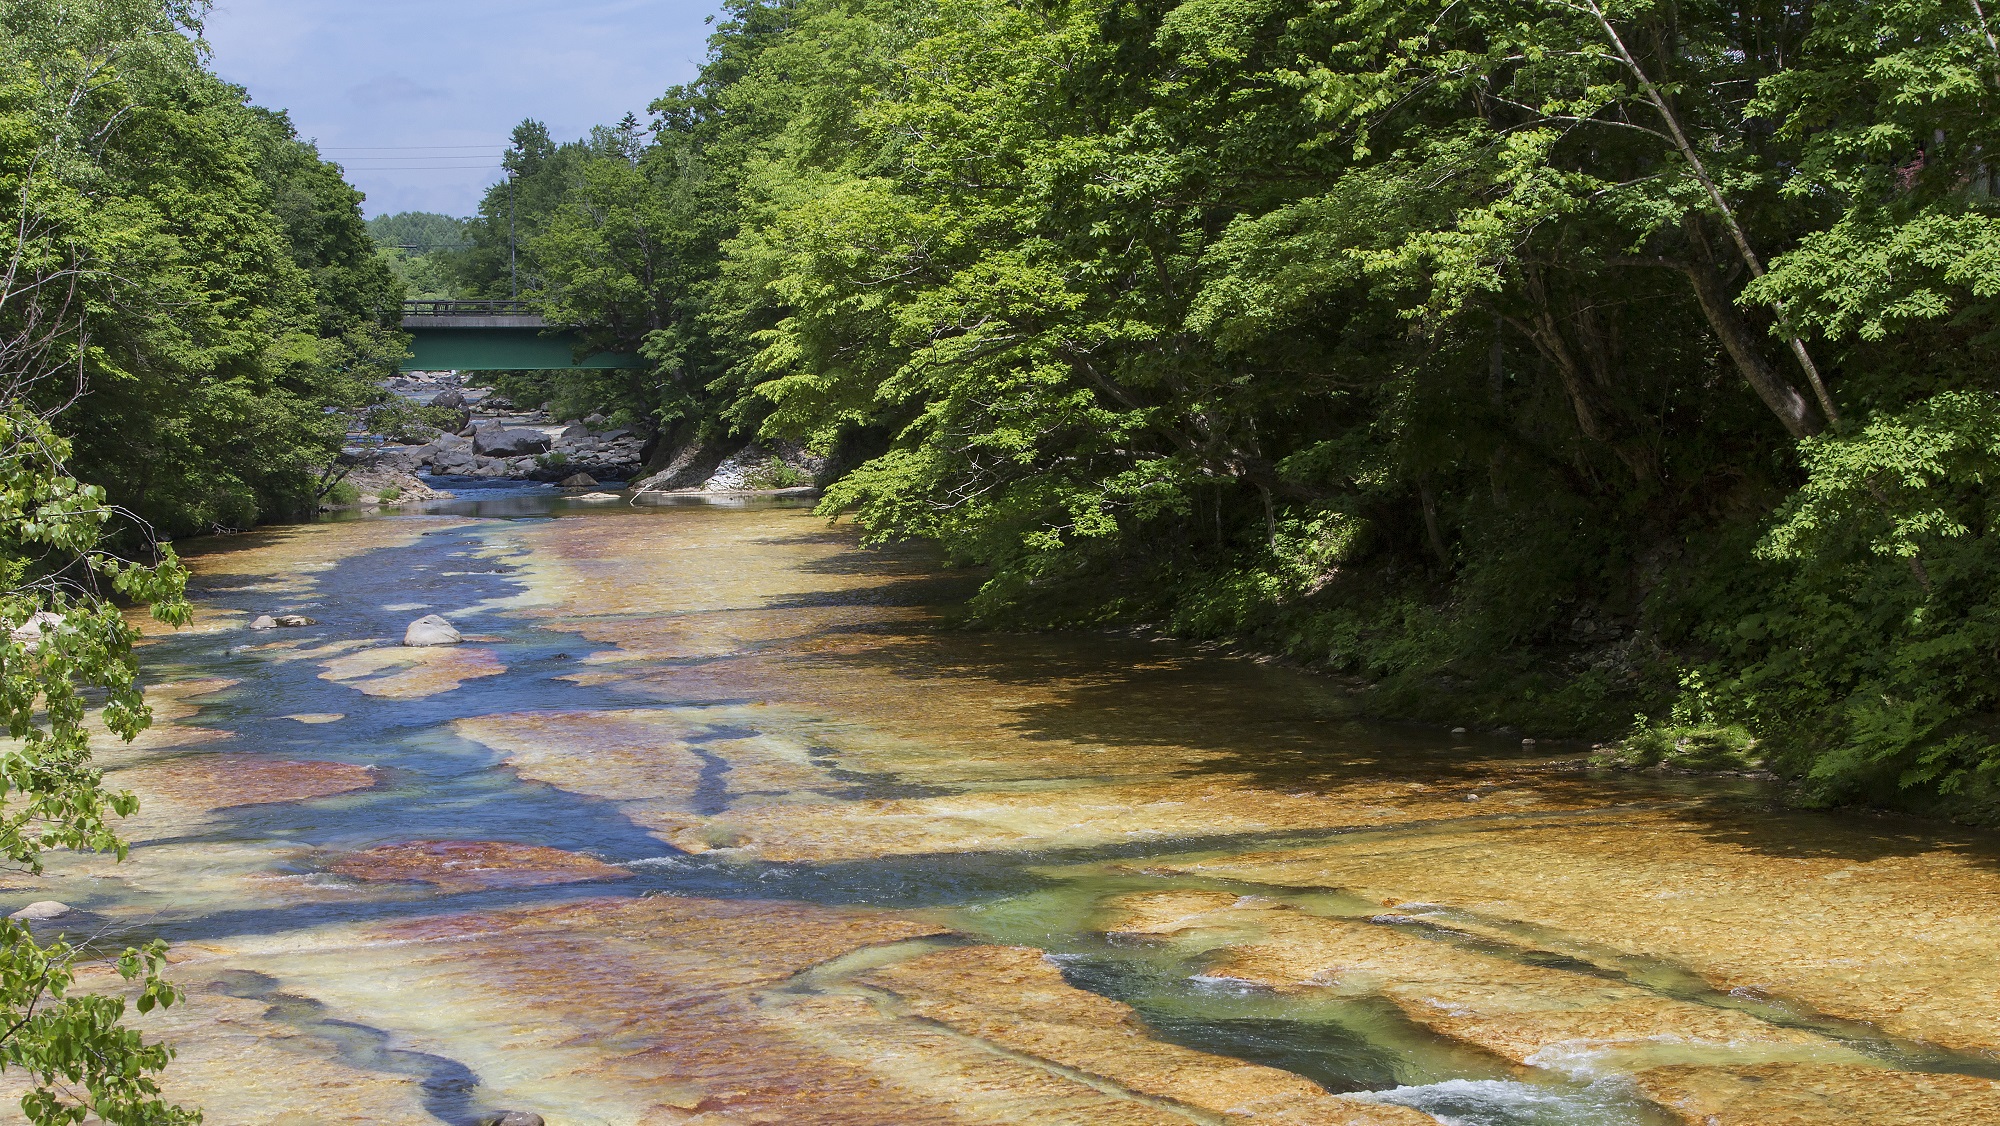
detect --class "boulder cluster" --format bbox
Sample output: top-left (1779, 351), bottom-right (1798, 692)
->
top-left (354, 415), bottom-right (648, 482)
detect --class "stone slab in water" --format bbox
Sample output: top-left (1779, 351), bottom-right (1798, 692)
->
top-left (328, 840), bottom-right (632, 891)
top-left (119, 754), bottom-right (378, 813)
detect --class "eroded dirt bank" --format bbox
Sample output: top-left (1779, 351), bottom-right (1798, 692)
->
top-left (14, 496), bottom-right (2000, 1125)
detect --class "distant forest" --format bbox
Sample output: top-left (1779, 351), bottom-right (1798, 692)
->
top-left (367, 212), bottom-right (471, 300)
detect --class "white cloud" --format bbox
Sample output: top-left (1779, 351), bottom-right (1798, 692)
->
top-left (345, 74), bottom-right (450, 107)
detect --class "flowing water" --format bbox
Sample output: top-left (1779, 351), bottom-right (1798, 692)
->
top-left (15, 487), bottom-right (2000, 1124)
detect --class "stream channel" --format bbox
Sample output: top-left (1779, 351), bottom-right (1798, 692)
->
top-left (20, 485), bottom-right (2000, 1124)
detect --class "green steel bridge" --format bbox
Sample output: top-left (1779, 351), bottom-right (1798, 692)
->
top-left (399, 300), bottom-right (643, 372)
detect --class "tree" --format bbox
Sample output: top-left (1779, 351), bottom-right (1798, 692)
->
top-left (1, 0), bottom-right (405, 539)
top-left (400, 0), bottom-right (2000, 817)
top-left (0, 1), bottom-right (208, 1119)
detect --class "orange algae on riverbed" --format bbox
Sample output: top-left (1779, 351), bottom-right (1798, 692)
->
top-left (119, 754), bottom-right (378, 812)
top-left (1135, 807), bottom-right (2000, 1056)
top-left (1100, 890), bottom-right (1857, 1070)
top-left (319, 643), bottom-right (506, 698)
top-left (328, 840), bottom-right (633, 890)
top-left (140, 895), bottom-right (1431, 1125)
top-left (24, 503), bottom-right (2000, 1126)
top-left (1632, 1063), bottom-right (2000, 1125)
top-left (855, 944), bottom-right (1435, 1124)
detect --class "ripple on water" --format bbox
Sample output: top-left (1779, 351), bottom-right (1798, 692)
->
top-left (1363, 1078), bottom-right (1672, 1126)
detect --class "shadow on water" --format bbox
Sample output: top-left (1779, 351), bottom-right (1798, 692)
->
top-left (208, 969), bottom-right (483, 1125)
top-left (1659, 796), bottom-right (2000, 869)
top-left (801, 629), bottom-right (1611, 795)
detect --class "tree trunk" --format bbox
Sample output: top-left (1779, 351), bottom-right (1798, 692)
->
top-left (1574, 0), bottom-right (1843, 430)
top-left (1677, 253), bottom-right (1822, 439)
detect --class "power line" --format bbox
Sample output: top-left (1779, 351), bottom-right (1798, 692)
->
top-left (337, 155), bottom-right (502, 162)
top-left (339, 161), bottom-right (502, 167)
top-left (322, 144), bottom-right (504, 151)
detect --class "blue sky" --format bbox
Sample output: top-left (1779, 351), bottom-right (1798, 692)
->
top-left (203, 0), bottom-right (723, 218)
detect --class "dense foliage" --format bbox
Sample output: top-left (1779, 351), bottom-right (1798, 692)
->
top-left (0, 0), bottom-right (420, 1114)
top-left (0, 413), bottom-right (193, 1125)
top-left (483, 0), bottom-right (2000, 818)
top-left (0, 1), bottom-right (253, 1118)
top-left (3, 0), bottom-right (404, 540)
top-left (367, 211), bottom-right (468, 300)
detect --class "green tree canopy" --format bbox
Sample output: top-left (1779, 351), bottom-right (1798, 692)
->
top-left (433, 0), bottom-right (2000, 816)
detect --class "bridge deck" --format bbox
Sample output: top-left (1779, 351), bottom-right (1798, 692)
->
top-left (397, 301), bottom-right (641, 371)
top-left (403, 314), bottom-right (549, 329)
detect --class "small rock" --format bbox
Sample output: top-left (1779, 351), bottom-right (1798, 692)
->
top-left (1450, 727), bottom-right (1468, 736)
top-left (487, 1112), bottom-right (545, 1126)
top-left (252, 614), bottom-right (316, 629)
top-left (559, 472), bottom-right (598, 488)
top-left (403, 614), bottom-right (463, 647)
top-left (1522, 737), bottom-right (1537, 746)
top-left (10, 901), bottom-right (74, 922)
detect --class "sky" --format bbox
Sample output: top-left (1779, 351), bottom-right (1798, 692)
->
top-left (202, 0), bottom-right (724, 219)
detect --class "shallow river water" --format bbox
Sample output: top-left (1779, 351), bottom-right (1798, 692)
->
top-left (19, 489), bottom-right (2000, 1124)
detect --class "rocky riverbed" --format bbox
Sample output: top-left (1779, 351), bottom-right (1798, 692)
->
top-left (8, 497), bottom-right (1999, 1125)
top-left (337, 374), bottom-right (825, 504)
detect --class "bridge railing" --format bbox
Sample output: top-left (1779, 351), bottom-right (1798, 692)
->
top-left (402, 299), bottom-right (537, 317)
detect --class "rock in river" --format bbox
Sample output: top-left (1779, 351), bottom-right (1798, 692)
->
top-left (558, 472), bottom-right (598, 488)
top-left (472, 427), bottom-right (553, 457)
top-left (8, 610), bottom-right (65, 643)
top-left (250, 614), bottom-right (316, 629)
top-left (486, 1112), bottom-right (544, 1126)
top-left (9, 901), bottom-right (75, 922)
top-left (403, 614), bottom-right (463, 647)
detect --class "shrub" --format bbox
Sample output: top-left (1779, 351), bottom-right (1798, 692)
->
top-left (759, 458), bottom-right (809, 488)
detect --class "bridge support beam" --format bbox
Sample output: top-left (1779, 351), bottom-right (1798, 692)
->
top-left (398, 304), bottom-right (644, 372)
top-left (402, 327), bottom-right (643, 372)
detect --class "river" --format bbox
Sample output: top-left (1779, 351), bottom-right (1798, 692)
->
top-left (21, 488), bottom-right (2000, 1124)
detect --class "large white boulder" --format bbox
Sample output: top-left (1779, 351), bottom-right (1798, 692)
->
top-left (403, 614), bottom-right (463, 647)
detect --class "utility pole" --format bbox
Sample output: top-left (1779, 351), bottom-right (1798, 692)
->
top-left (507, 172), bottom-right (518, 299)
